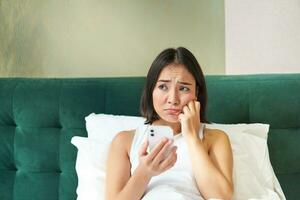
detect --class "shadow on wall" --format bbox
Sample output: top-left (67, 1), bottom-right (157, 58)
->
top-left (0, 0), bottom-right (45, 77)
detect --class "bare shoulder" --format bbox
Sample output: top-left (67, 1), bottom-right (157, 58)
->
top-left (106, 129), bottom-right (137, 198)
top-left (111, 129), bottom-right (136, 153)
top-left (204, 128), bottom-right (231, 149)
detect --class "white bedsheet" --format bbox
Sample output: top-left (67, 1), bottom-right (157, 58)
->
top-left (142, 184), bottom-right (203, 200)
top-left (142, 184), bottom-right (282, 200)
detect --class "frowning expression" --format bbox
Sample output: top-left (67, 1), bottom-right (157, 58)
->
top-left (152, 63), bottom-right (197, 123)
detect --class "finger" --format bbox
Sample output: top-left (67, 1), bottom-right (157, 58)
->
top-left (178, 113), bottom-right (184, 121)
top-left (152, 139), bottom-right (174, 165)
top-left (195, 101), bottom-right (201, 120)
top-left (139, 140), bottom-right (149, 157)
top-left (160, 148), bottom-right (177, 171)
top-left (188, 100), bottom-right (196, 114)
top-left (182, 105), bottom-right (190, 114)
top-left (162, 154), bottom-right (177, 172)
top-left (147, 138), bottom-right (169, 160)
top-left (195, 101), bottom-right (201, 112)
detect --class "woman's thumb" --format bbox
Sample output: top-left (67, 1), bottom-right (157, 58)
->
top-left (139, 140), bottom-right (149, 156)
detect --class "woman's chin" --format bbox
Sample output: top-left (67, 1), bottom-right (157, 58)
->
top-left (162, 115), bottom-right (180, 123)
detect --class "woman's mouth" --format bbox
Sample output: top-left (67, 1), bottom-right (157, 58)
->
top-left (164, 109), bottom-right (181, 115)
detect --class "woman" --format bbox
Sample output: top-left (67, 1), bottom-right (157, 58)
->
top-left (106, 47), bottom-right (233, 200)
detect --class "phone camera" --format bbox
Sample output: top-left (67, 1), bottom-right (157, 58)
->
top-left (150, 129), bottom-right (154, 136)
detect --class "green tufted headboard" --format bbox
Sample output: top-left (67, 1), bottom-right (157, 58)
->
top-left (0, 74), bottom-right (299, 200)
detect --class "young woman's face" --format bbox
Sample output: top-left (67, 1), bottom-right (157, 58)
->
top-left (152, 64), bottom-right (197, 123)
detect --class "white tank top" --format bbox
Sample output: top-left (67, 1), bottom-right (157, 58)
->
top-left (129, 124), bottom-right (206, 200)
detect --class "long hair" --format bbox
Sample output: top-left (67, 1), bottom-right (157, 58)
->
top-left (140, 47), bottom-right (209, 124)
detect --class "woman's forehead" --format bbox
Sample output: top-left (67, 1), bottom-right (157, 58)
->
top-left (157, 64), bottom-right (195, 83)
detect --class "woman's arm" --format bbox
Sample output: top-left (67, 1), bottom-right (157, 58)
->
top-left (105, 132), bottom-right (149, 200)
top-left (105, 131), bottom-right (177, 200)
top-left (186, 131), bottom-right (233, 200)
top-left (179, 101), bottom-right (233, 200)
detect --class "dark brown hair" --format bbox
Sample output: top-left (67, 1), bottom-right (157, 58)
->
top-left (140, 47), bottom-right (209, 124)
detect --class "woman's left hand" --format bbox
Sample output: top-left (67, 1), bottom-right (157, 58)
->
top-left (178, 100), bottom-right (201, 140)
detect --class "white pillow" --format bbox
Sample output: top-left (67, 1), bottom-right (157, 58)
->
top-left (85, 113), bottom-right (145, 142)
top-left (71, 113), bottom-right (285, 200)
top-left (71, 113), bottom-right (145, 200)
top-left (206, 123), bottom-right (269, 139)
top-left (71, 137), bottom-right (107, 200)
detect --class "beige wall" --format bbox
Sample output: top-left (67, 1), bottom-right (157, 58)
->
top-left (0, 0), bottom-right (225, 77)
top-left (225, 0), bottom-right (300, 74)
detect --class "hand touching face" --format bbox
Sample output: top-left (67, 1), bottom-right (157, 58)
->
top-left (178, 100), bottom-right (201, 139)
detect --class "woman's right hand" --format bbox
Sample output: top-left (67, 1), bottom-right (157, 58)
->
top-left (137, 138), bottom-right (177, 178)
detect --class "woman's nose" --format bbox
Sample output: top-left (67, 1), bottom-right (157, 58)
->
top-left (167, 89), bottom-right (179, 105)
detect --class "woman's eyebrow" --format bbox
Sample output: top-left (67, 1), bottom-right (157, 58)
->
top-left (157, 79), bottom-right (171, 83)
top-left (178, 81), bottom-right (192, 85)
top-left (157, 79), bottom-right (192, 85)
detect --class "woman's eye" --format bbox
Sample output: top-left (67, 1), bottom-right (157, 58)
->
top-left (179, 86), bottom-right (190, 92)
top-left (158, 84), bottom-right (168, 91)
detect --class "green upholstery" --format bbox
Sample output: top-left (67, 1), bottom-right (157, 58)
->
top-left (0, 74), bottom-right (299, 200)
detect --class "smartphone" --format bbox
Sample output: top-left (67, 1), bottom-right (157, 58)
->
top-left (147, 125), bottom-right (174, 152)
